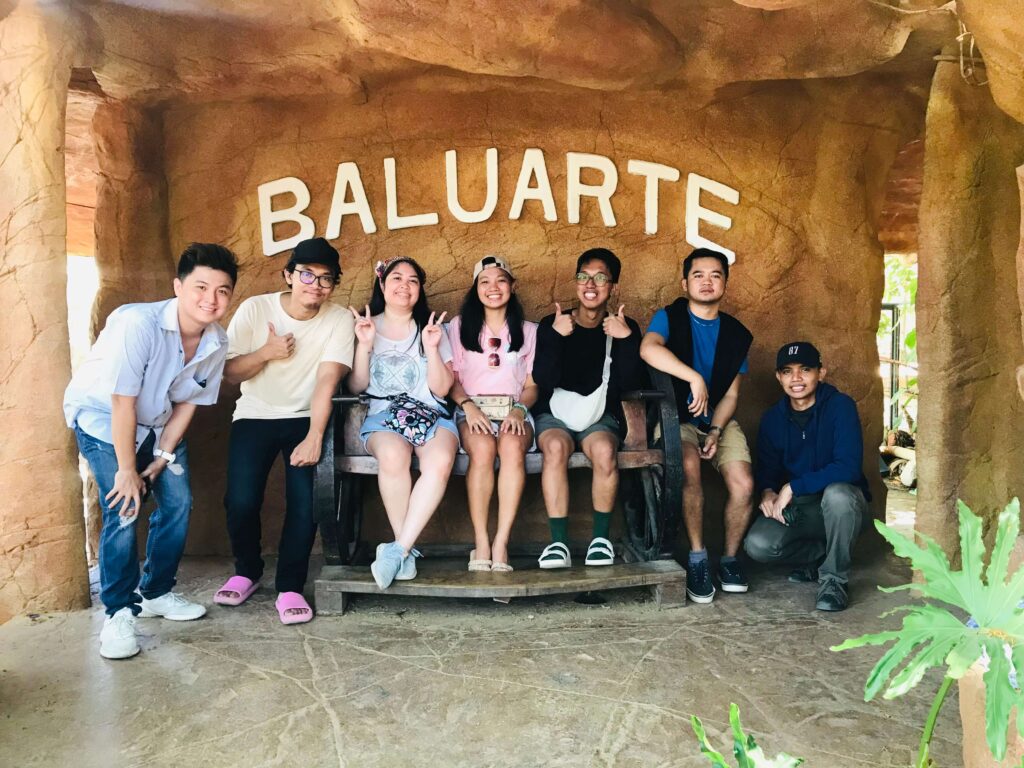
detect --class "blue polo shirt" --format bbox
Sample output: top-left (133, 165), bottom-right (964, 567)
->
top-left (63, 298), bottom-right (228, 448)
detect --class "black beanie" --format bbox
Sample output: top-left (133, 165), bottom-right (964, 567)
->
top-left (286, 237), bottom-right (342, 276)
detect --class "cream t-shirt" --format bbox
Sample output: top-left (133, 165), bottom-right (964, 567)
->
top-left (227, 292), bottom-right (354, 420)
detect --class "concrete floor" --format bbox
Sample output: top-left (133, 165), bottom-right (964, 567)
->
top-left (0, 547), bottom-right (961, 768)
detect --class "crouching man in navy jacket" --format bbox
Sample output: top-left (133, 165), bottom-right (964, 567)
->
top-left (743, 342), bottom-right (870, 612)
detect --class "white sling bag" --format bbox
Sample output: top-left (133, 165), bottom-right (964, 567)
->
top-left (549, 333), bottom-right (614, 431)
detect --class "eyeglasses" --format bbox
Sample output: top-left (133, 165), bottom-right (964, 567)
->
top-left (487, 337), bottom-right (501, 368)
top-left (575, 272), bottom-right (612, 286)
top-left (296, 270), bottom-right (337, 289)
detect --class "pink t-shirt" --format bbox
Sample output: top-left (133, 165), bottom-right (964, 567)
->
top-left (448, 316), bottom-right (537, 398)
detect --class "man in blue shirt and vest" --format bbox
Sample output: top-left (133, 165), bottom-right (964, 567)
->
top-left (744, 341), bottom-right (870, 611)
top-left (64, 243), bottom-right (237, 659)
top-left (641, 248), bottom-right (754, 603)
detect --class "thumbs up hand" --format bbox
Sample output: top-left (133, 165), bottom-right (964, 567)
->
top-left (262, 321), bottom-right (295, 361)
top-left (602, 304), bottom-right (632, 339)
top-left (552, 302), bottom-right (575, 337)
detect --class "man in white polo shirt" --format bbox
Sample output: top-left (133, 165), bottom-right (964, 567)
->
top-left (64, 243), bottom-right (237, 660)
top-left (214, 237), bottom-right (353, 625)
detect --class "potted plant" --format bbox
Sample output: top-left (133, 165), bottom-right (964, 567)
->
top-left (833, 499), bottom-right (1024, 767)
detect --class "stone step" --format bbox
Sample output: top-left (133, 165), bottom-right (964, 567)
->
top-left (315, 559), bottom-right (686, 614)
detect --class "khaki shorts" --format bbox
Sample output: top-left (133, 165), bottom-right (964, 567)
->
top-left (678, 420), bottom-right (751, 471)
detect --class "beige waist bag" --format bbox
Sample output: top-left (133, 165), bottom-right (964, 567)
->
top-left (470, 394), bottom-right (515, 420)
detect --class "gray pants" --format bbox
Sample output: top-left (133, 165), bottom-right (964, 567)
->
top-left (743, 483), bottom-right (867, 584)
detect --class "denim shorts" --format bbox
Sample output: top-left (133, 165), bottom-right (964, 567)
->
top-left (359, 410), bottom-right (459, 449)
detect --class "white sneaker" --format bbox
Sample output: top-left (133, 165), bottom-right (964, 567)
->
top-left (100, 608), bottom-right (140, 659)
top-left (138, 592), bottom-right (207, 621)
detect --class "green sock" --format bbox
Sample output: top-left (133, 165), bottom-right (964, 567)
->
top-left (549, 517), bottom-right (569, 544)
top-left (592, 510), bottom-right (612, 540)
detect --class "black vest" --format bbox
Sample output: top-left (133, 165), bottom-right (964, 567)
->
top-left (663, 298), bottom-right (752, 423)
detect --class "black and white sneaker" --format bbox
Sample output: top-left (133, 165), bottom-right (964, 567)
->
top-left (718, 560), bottom-right (749, 593)
top-left (686, 558), bottom-right (716, 603)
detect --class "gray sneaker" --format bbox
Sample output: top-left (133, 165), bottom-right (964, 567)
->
top-left (377, 543), bottom-right (419, 581)
top-left (371, 542), bottom-right (407, 590)
top-left (815, 578), bottom-right (848, 612)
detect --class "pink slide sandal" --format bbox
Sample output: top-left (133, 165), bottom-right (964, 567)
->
top-left (213, 576), bottom-right (259, 606)
top-left (275, 591), bottom-right (314, 625)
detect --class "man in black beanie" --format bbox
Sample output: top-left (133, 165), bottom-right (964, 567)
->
top-left (744, 341), bottom-right (870, 612)
top-left (214, 237), bottom-right (354, 624)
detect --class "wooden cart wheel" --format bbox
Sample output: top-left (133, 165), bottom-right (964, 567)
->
top-left (622, 464), bottom-right (664, 561)
top-left (335, 475), bottom-right (363, 565)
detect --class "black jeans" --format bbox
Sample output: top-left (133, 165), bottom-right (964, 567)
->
top-left (225, 418), bottom-right (317, 593)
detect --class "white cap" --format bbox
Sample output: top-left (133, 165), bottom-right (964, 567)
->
top-left (472, 255), bottom-right (514, 281)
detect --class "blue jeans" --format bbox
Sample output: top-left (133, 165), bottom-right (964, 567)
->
top-left (74, 425), bottom-right (192, 616)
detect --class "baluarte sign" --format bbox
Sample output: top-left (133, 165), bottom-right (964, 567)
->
top-left (257, 148), bottom-right (740, 260)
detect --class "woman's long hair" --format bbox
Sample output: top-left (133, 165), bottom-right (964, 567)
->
top-left (369, 257), bottom-right (432, 353)
top-left (458, 275), bottom-right (525, 353)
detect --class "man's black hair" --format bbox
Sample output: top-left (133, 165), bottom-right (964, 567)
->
top-left (177, 243), bottom-right (238, 286)
top-left (575, 247), bottom-right (621, 283)
top-left (682, 247), bottom-right (730, 280)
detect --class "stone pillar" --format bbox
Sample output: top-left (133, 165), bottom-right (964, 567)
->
top-left (917, 60), bottom-right (1024, 556)
top-left (1017, 166), bottom-right (1024, 405)
top-left (91, 101), bottom-right (174, 329)
top-left (0, 3), bottom-right (90, 623)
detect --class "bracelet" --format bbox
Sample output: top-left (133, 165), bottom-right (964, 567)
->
top-left (456, 398), bottom-right (473, 408)
top-left (512, 402), bottom-right (529, 416)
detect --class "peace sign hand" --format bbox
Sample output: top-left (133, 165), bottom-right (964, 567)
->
top-left (423, 311), bottom-right (447, 350)
top-left (603, 305), bottom-right (632, 339)
top-left (552, 302), bottom-right (575, 337)
top-left (349, 305), bottom-right (376, 346)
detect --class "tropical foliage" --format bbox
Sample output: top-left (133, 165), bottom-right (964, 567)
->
top-left (691, 704), bottom-right (803, 768)
top-left (833, 499), bottom-right (1024, 766)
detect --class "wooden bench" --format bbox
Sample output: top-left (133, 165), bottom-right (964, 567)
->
top-left (313, 367), bottom-right (686, 613)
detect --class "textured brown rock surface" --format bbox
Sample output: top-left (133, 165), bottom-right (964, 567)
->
top-left (91, 101), bottom-right (175, 327)
top-left (65, 91), bottom-right (99, 257)
top-left (0, 4), bottom-right (91, 624)
top-left (917, 61), bottom-right (1024, 553)
top-left (960, 0), bottom-right (1024, 125)
top-left (157, 75), bottom-right (916, 552)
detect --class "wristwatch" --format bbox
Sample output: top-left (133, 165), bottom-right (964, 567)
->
top-left (153, 448), bottom-right (177, 464)
top-left (707, 425), bottom-right (722, 436)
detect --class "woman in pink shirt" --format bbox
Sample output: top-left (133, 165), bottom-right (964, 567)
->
top-left (449, 256), bottom-right (538, 572)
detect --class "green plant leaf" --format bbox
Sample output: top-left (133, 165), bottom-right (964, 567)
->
top-left (984, 639), bottom-right (1016, 761)
top-left (835, 500), bottom-right (1024, 763)
top-left (692, 706), bottom-right (803, 767)
top-left (692, 715), bottom-right (730, 767)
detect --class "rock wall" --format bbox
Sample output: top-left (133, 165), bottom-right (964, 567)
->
top-left (0, 4), bottom-right (91, 624)
top-left (917, 60), bottom-right (1024, 553)
top-left (138, 75), bottom-right (919, 555)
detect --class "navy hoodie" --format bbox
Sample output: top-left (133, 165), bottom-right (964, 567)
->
top-left (755, 382), bottom-right (870, 499)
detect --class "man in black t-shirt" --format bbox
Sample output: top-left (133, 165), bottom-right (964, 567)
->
top-left (532, 248), bottom-right (644, 570)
